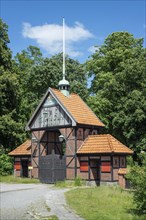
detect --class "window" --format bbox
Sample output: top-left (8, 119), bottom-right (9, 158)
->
top-left (14, 162), bottom-right (21, 170)
top-left (92, 130), bottom-right (97, 135)
top-left (113, 157), bottom-right (119, 168)
top-left (101, 162), bottom-right (111, 172)
top-left (89, 130), bottom-right (92, 135)
top-left (80, 161), bottom-right (88, 172)
top-left (78, 129), bottom-right (83, 140)
top-left (120, 157), bottom-right (125, 167)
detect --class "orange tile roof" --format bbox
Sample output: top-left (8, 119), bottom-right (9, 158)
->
top-left (51, 88), bottom-right (104, 127)
top-left (77, 134), bottom-right (133, 154)
top-left (8, 140), bottom-right (31, 156)
top-left (118, 168), bottom-right (128, 175)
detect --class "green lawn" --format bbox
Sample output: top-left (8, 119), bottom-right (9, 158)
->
top-left (65, 186), bottom-right (146, 220)
top-left (0, 175), bottom-right (40, 184)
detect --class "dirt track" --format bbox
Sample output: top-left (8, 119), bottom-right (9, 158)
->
top-left (0, 183), bottom-right (83, 220)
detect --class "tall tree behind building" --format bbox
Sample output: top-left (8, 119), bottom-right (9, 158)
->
top-left (0, 19), bottom-right (25, 150)
top-left (86, 32), bottom-right (146, 154)
top-left (0, 19), bottom-right (88, 151)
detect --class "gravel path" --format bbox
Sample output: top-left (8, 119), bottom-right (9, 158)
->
top-left (45, 188), bottom-right (83, 220)
top-left (0, 183), bottom-right (83, 220)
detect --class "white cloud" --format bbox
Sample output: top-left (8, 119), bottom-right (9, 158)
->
top-left (22, 21), bottom-right (94, 57)
top-left (88, 45), bottom-right (99, 53)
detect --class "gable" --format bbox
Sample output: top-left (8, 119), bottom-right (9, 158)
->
top-left (51, 88), bottom-right (104, 127)
top-left (26, 87), bottom-right (104, 131)
top-left (29, 92), bottom-right (73, 130)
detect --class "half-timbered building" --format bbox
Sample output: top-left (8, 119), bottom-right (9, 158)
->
top-left (9, 78), bottom-right (133, 185)
top-left (9, 140), bottom-right (31, 177)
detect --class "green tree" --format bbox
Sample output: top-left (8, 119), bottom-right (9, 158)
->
top-left (0, 18), bottom-right (12, 69)
top-left (0, 19), bottom-right (25, 150)
top-left (126, 153), bottom-right (146, 214)
top-left (14, 46), bottom-right (44, 121)
top-left (0, 146), bottom-right (13, 176)
top-left (15, 52), bottom-right (88, 119)
top-left (86, 32), bottom-right (146, 153)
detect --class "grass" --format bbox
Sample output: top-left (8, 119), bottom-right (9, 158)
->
top-left (55, 176), bottom-right (86, 188)
top-left (0, 175), bottom-right (40, 184)
top-left (65, 186), bottom-right (146, 220)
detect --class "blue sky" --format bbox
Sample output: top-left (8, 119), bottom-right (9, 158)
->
top-left (1, 0), bottom-right (146, 63)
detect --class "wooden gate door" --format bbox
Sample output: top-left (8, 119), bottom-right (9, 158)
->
top-left (39, 154), bottom-right (66, 183)
top-left (21, 160), bottom-right (28, 177)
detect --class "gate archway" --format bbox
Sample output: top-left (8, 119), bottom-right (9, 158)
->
top-left (39, 153), bottom-right (66, 183)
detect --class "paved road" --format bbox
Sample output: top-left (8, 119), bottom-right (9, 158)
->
top-left (0, 183), bottom-right (83, 220)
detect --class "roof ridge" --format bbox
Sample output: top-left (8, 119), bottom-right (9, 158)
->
top-left (77, 134), bottom-right (133, 154)
top-left (8, 140), bottom-right (31, 156)
top-left (77, 95), bottom-right (105, 127)
top-left (51, 87), bottom-right (77, 97)
top-left (14, 140), bottom-right (31, 149)
top-left (111, 135), bottom-right (133, 152)
top-left (107, 134), bottom-right (114, 152)
top-left (77, 135), bottom-right (89, 152)
top-left (50, 88), bottom-right (77, 125)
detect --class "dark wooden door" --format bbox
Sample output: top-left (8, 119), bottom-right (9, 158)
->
top-left (39, 154), bottom-right (66, 183)
top-left (21, 160), bottom-right (28, 177)
top-left (90, 159), bottom-right (100, 181)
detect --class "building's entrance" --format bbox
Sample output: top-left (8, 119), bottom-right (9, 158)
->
top-left (90, 159), bottom-right (100, 182)
top-left (39, 153), bottom-right (66, 183)
top-left (21, 160), bottom-right (28, 177)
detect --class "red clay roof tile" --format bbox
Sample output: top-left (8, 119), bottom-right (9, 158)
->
top-left (51, 88), bottom-right (104, 127)
top-left (77, 134), bottom-right (133, 154)
top-left (8, 140), bottom-right (31, 156)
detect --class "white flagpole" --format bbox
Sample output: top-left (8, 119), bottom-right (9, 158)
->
top-left (63, 17), bottom-right (65, 80)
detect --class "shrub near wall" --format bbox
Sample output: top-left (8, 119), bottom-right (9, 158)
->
top-left (126, 153), bottom-right (146, 214)
top-left (0, 148), bottom-right (13, 176)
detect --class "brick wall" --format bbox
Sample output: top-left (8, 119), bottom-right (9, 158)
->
top-left (30, 127), bottom-right (99, 180)
top-left (118, 174), bottom-right (126, 188)
top-left (66, 168), bottom-right (75, 179)
top-left (77, 169), bottom-right (88, 179)
top-left (32, 167), bottom-right (38, 178)
top-left (113, 168), bottom-right (119, 181)
top-left (14, 170), bottom-right (21, 177)
top-left (100, 172), bottom-right (112, 181)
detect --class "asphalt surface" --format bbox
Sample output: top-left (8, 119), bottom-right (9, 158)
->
top-left (0, 183), bottom-right (83, 220)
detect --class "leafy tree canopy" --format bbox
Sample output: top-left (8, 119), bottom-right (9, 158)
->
top-left (127, 152), bottom-right (146, 214)
top-left (86, 32), bottom-right (146, 153)
top-left (0, 18), bottom-right (12, 69)
top-left (0, 19), bottom-right (25, 150)
top-left (15, 51), bottom-right (88, 117)
top-left (0, 20), bottom-right (88, 151)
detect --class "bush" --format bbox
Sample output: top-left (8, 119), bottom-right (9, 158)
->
top-left (0, 148), bottom-right (13, 176)
top-left (74, 176), bottom-right (85, 186)
top-left (126, 153), bottom-right (146, 214)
